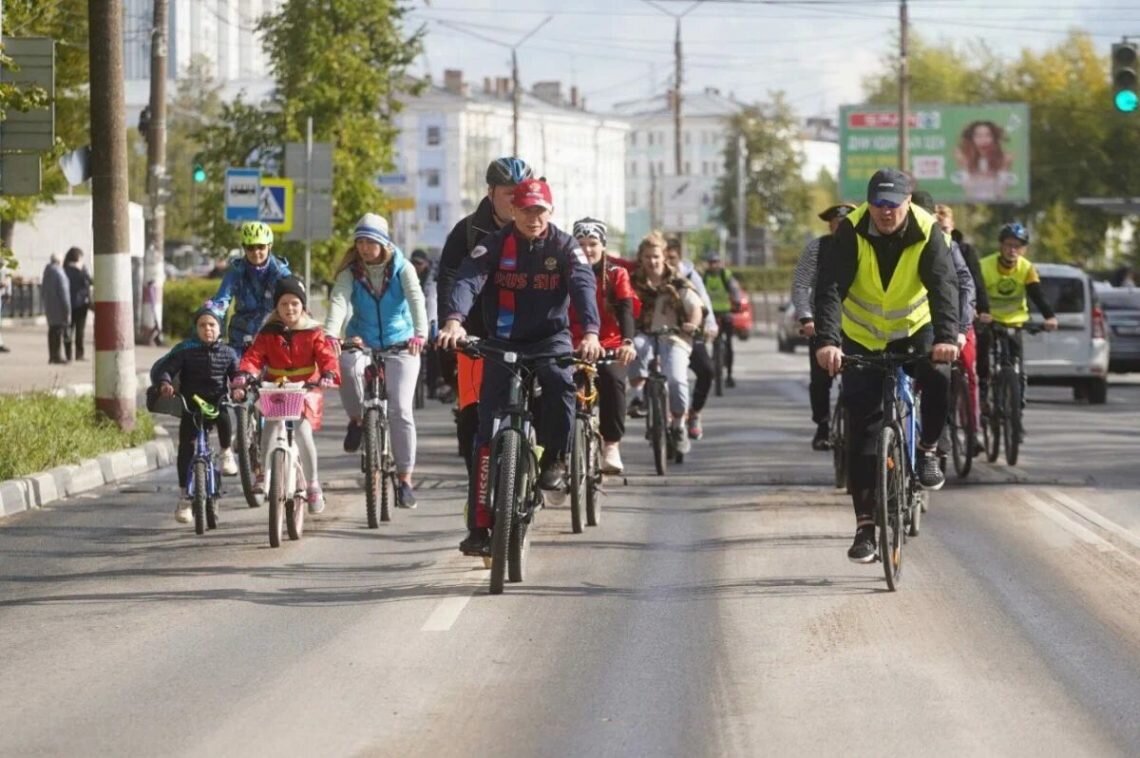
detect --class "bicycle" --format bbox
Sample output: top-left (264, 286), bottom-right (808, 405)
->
top-left (712, 329), bottom-right (726, 397)
top-left (178, 394), bottom-right (227, 535)
top-left (457, 338), bottom-right (572, 595)
top-left (947, 360), bottom-right (977, 479)
top-left (568, 354), bottom-right (616, 534)
top-left (232, 388), bottom-right (264, 508)
top-left (842, 352), bottom-right (927, 591)
top-left (346, 343), bottom-right (409, 528)
top-left (642, 326), bottom-right (685, 475)
top-left (257, 381), bottom-right (312, 548)
top-left (829, 379), bottom-right (847, 490)
top-left (980, 322), bottom-right (1041, 467)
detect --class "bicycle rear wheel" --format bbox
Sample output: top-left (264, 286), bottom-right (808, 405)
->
top-left (830, 397), bottom-right (847, 490)
top-left (950, 372), bottom-right (974, 479)
top-left (192, 460), bottom-right (208, 536)
top-left (1003, 369), bottom-right (1022, 467)
top-left (489, 431), bottom-right (520, 595)
top-left (649, 381), bottom-right (667, 476)
top-left (585, 430), bottom-right (601, 527)
top-left (268, 449), bottom-right (287, 548)
top-left (235, 404), bottom-right (262, 508)
top-left (876, 425), bottom-right (905, 591)
top-left (569, 417), bottom-right (586, 534)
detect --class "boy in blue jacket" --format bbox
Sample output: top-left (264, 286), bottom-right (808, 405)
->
top-left (205, 221), bottom-right (292, 352)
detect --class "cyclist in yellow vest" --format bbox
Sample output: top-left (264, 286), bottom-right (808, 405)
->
top-left (976, 223), bottom-right (1057, 416)
top-left (813, 169), bottom-right (960, 564)
top-left (702, 252), bottom-right (744, 389)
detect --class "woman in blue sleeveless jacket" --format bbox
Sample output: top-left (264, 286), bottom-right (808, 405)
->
top-left (324, 213), bottom-right (428, 508)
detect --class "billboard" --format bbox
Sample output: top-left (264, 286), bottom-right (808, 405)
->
top-left (839, 103), bottom-right (1030, 205)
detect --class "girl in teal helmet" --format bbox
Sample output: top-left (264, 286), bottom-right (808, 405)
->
top-left (205, 221), bottom-right (292, 352)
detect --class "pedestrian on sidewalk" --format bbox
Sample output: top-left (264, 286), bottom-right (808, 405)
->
top-left (42, 253), bottom-right (71, 364)
top-left (64, 247), bottom-right (93, 361)
top-left (0, 262), bottom-right (11, 353)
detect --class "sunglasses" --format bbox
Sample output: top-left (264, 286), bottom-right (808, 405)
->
top-left (870, 198), bottom-right (903, 209)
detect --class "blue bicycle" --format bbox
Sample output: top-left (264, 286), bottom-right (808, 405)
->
top-left (842, 353), bottom-right (927, 591)
top-left (180, 394), bottom-right (228, 535)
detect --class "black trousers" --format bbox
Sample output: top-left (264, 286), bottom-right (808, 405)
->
top-left (808, 336), bottom-right (834, 425)
top-left (595, 361), bottom-right (627, 443)
top-left (48, 325), bottom-right (68, 363)
top-left (716, 313), bottom-right (736, 377)
top-left (841, 330), bottom-right (950, 523)
top-left (69, 305), bottom-right (89, 360)
top-left (177, 407), bottom-right (234, 489)
top-left (689, 340), bottom-right (714, 414)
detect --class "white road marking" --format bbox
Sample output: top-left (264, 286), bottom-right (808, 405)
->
top-left (1043, 488), bottom-right (1140, 553)
top-left (1016, 490), bottom-right (1140, 569)
top-left (421, 594), bottom-right (475, 632)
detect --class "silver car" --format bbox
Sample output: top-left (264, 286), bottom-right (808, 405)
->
top-left (776, 300), bottom-right (809, 353)
top-left (1098, 285), bottom-right (1140, 373)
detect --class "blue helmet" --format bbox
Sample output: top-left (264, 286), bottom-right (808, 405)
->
top-left (485, 157), bottom-right (534, 187)
top-left (999, 223), bottom-right (1029, 245)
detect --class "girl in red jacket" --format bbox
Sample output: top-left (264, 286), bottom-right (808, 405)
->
top-left (234, 277), bottom-right (339, 513)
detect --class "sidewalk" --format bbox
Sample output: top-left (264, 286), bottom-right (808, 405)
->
top-left (0, 323), bottom-right (169, 395)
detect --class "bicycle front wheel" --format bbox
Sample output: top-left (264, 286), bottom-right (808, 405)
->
top-left (287, 488), bottom-right (305, 541)
top-left (649, 381), bottom-right (668, 476)
top-left (508, 441), bottom-right (534, 584)
top-left (585, 430), bottom-right (602, 527)
top-left (950, 372), bottom-right (973, 479)
top-left (569, 417), bottom-right (586, 534)
top-left (489, 431), bottom-right (520, 595)
top-left (830, 397), bottom-right (847, 490)
top-left (268, 448), bottom-right (287, 548)
top-left (363, 408), bottom-right (384, 528)
top-left (1002, 369), bottom-right (1022, 467)
top-left (192, 459), bottom-right (208, 536)
top-left (876, 425), bottom-right (905, 591)
top-left (235, 403), bottom-right (262, 508)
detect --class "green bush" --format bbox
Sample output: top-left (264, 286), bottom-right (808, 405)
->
top-left (723, 265), bottom-right (795, 294)
top-left (164, 277), bottom-right (227, 340)
top-left (0, 395), bottom-right (156, 481)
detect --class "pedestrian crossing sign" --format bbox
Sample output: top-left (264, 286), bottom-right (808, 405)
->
top-left (259, 177), bottom-right (294, 233)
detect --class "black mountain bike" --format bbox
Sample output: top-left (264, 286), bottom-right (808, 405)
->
top-left (981, 322), bottom-right (1041, 467)
top-left (347, 343), bottom-right (410, 528)
top-left (459, 338), bottom-right (573, 595)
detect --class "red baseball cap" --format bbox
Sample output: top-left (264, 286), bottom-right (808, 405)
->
top-left (512, 179), bottom-right (553, 210)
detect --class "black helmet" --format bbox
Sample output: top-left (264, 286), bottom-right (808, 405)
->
top-left (998, 222), bottom-right (1029, 245)
top-left (485, 157), bottom-right (534, 187)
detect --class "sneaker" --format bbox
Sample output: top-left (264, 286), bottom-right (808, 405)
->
top-left (307, 485), bottom-right (326, 514)
top-left (175, 493), bottom-right (192, 524)
top-left (627, 397), bottom-right (647, 419)
top-left (397, 481), bottom-right (417, 509)
top-left (459, 528), bottom-right (491, 557)
top-left (601, 444), bottom-right (624, 475)
top-left (811, 422), bottom-right (831, 451)
top-left (539, 459), bottom-right (567, 491)
top-left (847, 525), bottom-right (877, 564)
top-left (917, 448), bottom-right (945, 490)
top-left (725, 376), bottom-right (736, 389)
top-left (343, 421), bottom-right (363, 453)
top-left (220, 448), bottom-right (238, 476)
top-left (673, 426), bottom-right (691, 455)
top-left (687, 414), bottom-right (703, 441)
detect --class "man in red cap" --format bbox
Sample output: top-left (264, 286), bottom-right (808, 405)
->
top-left (439, 179), bottom-right (603, 557)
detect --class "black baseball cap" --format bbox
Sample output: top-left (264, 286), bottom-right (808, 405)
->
top-left (867, 168), bottom-right (913, 206)
top-left (818, 203), bottom-right (856, 222)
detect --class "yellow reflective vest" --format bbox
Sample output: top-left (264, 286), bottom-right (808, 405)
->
top-left (841, 203), bottom-right (936, 350)
top-left (979, 253), bottom-right (1032, 326)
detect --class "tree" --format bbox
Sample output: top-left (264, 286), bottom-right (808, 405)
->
top-left (256, 0), bottom-right (424, 283)
top-left (714, 95), bottom-right (809, 265)
top-left (1036, 200), bottom-right (1079, 265)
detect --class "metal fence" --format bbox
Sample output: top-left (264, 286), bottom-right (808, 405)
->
top-left (2, 281), bottom-right (44, 318)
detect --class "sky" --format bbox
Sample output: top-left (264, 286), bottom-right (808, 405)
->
top-left (408, 0), bottom-right (1137, 118)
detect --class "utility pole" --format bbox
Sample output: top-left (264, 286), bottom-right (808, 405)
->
top-left (511, 16), bottom-right (552, 157)
top-left (736, 133), bottom-right (746, 267)
top-left (304, 115), bottom-right (313, 295)
top-left (140, 0), bottom-right (168, 345)
top-left (673, 17), bottom-right (683, 176)
top-left (898, 0), bottom-right (910, 172)
top-left (89, 0), bottom-right (137, 430)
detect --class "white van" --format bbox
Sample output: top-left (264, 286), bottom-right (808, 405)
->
top-left (1021, 263), bottom-right (1110, 404)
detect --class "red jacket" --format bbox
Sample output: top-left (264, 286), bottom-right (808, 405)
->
top-left (571, 262), bottom-right (637, 350)
top-left (239, 317), bottom-right (340, 430)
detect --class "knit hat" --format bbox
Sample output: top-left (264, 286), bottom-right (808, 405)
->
top-left (192, 306), bottom-right (224, 328)
top-left (273, 276), bottom-right (308, 308)
top-left (354, 213), bottom-right (391, 246)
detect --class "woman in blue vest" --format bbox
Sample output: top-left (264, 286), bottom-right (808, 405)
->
top-left (324, 213), bottom-right (428, 508)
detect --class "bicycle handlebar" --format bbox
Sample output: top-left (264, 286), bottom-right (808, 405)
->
top-left (841, 353), bottom-right (927, 372)
top-left (979, 321), bottom-right (1045, 336)
top-left (343, 341), bottom-right (413, 357)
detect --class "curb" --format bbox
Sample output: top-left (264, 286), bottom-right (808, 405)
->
top-left (47, 371), bottom-right (154, 399)
top-left (0, 426), bottom-right (175, 519)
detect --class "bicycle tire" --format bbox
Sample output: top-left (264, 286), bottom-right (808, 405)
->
top-left (909, 490), bottom-right (923, 537)
top-left (950, 372), bottom-right (973, 479)
top-left (268, 448), bottom-right (286, 548)
top-left (413, 368), bottom-right (426, 410)
top-left (235, 404), bottom-right (262, 508)
top-left (830, 397), bottom-right (847, 490)
top-left (508, 442), bottom-right (533, 584)
top-left (192, 459), bottom-right (208, 536)
top-left (984, 382), bottom-right (1001, 463)
top-left (876, 425), bottom-right (904, 591)
top-left (586, 430), bottom-right (601, 527)
top-left (287, 488), bottom-right (304, 541)
top-left (1003, 369), bottom-right (1021, 467)
top-left (649, 382), bottom-right (667, 476)
top-left (206, 493), bottom-right (219, 531)
top-left (380, 423), bottom-right (393, 522)
top-left (489, 431), bottom-right (520, 595)
top-left (364, 408), bottom-right (382, 528)
top-left (713, 337), bottom-right (724, 397)
top-left (569, 418), bottom-right (586, 534)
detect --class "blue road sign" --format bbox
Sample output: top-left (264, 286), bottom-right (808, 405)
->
top-left (377, 173), bottom-right (407, 186)
top-left (225, 167), bottom-right (261, 222)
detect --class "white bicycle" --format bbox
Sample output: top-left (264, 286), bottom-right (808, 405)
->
top-left (258, 382), bottom-right (310, 547)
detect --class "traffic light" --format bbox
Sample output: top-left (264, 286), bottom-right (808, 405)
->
top-left (192, 156), bottom-right (207, 183)
top-left (1112, 41), bottom-right (1138, 113)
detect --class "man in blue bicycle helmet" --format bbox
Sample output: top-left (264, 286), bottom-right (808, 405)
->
top-left (205, 221), bottom-right (292, 352)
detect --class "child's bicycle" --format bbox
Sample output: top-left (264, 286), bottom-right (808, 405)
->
top-left (180, 394), bottom-right (227, 535)
top-left (257, 381), bottom-right (313, 548)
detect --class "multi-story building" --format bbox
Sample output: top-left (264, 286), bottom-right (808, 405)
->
top-left (389, 70), bottom-right (629, 253)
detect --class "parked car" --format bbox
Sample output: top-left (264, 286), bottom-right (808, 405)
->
top-left (731, 292), bottom-right (754, 341)
top-left (1097, 285), bottom-right (1140, 373)
top-left (1021, 263), bottom-right (1109, 404)
top-left (776, 300), bottom-right (808, 353)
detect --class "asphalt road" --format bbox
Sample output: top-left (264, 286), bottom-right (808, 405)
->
top-left (1, 337), bottom-right (1139, 757)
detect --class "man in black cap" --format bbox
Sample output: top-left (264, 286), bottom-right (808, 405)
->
top-left (792, 202), bottom-right (856, 450)
top-left (813, 168), bottom-right (959, 564)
